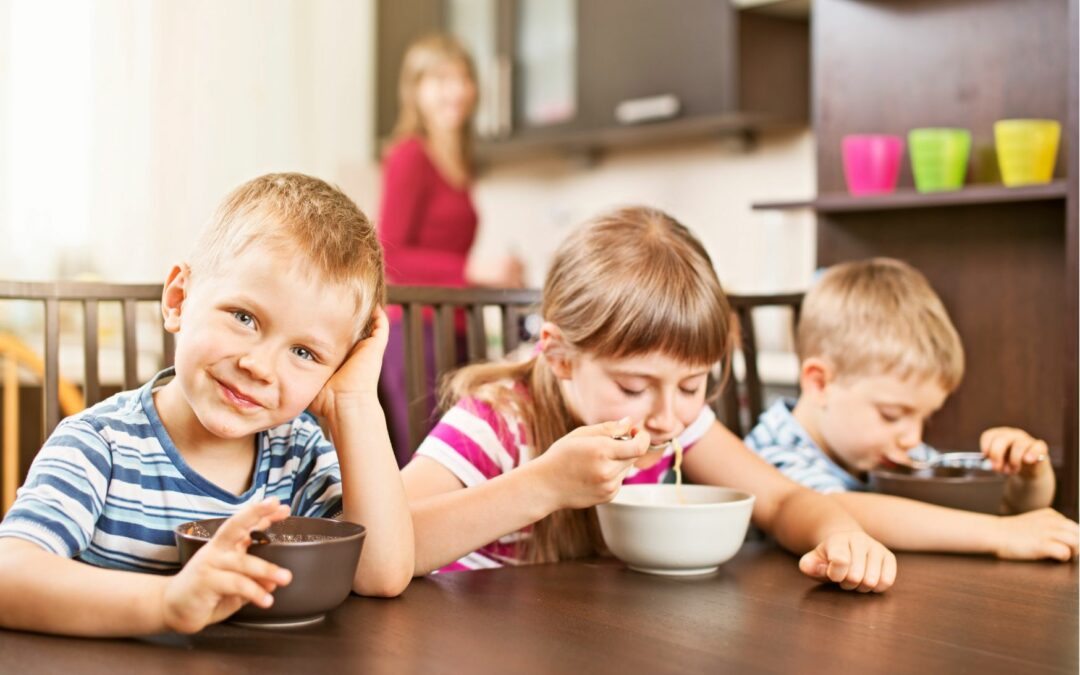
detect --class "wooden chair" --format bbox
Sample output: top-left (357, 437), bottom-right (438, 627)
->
top-left (0, 280), bottom-right (801, 514)
top-left (715, 293), bottom-right (804, 438)
top-left (387, 285), bottom-right (542, 455)
top-left (0, 281), bottom-right (174, 513)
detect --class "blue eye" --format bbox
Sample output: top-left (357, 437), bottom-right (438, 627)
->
top-left (292, 346), bottom-right (316, 362)
top-left (232, 311), bottom-right (255, 328)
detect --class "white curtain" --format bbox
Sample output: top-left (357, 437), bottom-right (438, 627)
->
top-left (0, 0), bottom-right (378, 283)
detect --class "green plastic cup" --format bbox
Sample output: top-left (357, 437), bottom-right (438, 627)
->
top-left (908, 128), bottom-right (971, 192)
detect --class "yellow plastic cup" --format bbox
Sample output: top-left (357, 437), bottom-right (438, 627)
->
top-left (994, 119), bottom-right (1060, 186)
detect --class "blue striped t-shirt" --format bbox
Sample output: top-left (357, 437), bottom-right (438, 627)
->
top-left (744, 398), bottom-right (942, 493)
top-left (0, 369), bottom-right (343, 573)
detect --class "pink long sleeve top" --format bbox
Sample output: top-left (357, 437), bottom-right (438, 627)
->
top-left (378, 137), bottom-right (478, 288)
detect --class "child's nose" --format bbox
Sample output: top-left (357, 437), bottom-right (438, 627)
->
top-left (896, 422), bottom-right (923, 450)
top-left (237, 349), bottom-right (274, 382)
top-left (645, 396), bottom-right (677, 435)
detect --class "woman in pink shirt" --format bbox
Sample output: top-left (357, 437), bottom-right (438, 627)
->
top-left (379, 34), bottom-right (524, 462)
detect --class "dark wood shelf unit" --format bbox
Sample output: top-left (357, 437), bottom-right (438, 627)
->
top-left (476, 112), bottom-right (799, 165)
top-left (810, 0), bottom-right (1078, 517)
top-left (752, 180), bottom-right (1068, 213)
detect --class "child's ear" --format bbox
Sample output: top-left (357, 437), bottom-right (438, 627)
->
top-left (161, 264), bottom-right (191, 334)
top-left (799, 357), bottom-right (833, 406)
top-left (539, 322), bottom-right (573, 379)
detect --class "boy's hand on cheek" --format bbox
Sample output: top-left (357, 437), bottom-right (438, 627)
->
top-left (980, 427), bottom-right (1049, 477)
top-left (161, 498), bottom-right (292, 634)
top-left (310, 307), bottom-right (390, 418)
top-left (798, 531), bottom-right (897, 593)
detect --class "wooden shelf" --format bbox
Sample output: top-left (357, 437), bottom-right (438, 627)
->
top-left (473, 112), bottom-right (802, 166)
top-left (751, 179), bottom-right (1068, 213)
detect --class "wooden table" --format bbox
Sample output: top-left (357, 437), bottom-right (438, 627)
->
top-left (1, 543), bottom-right (1075, 674)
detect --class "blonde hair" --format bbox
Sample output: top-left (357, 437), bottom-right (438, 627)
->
top-left (390, 33), bottom-right (476, 172)
top-left (798, 257), bottom-right (964, 390)
top-left (189, 172), bottom-right (385, 338)
top-left (444, 207), bottom-right (734, 564)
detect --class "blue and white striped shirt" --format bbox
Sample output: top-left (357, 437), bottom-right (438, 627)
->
top-left (0, 369), bottom-right (343, 573)
top-left (745, 398), bottom-right (940, 493)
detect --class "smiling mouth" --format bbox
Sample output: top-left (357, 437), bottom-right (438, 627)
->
top-left (215, 378), bottom-right (262, 409)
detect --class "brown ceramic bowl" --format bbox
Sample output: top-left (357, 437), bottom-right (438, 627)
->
top-left (869, 465), bottom-right (1005, 514)
top-left (175, 516), bottom-right (365, 628)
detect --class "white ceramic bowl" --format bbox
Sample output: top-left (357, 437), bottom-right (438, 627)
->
top-left (595, 484), bottom-right (755, 576)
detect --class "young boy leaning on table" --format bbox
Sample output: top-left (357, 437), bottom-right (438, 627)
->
top-left (745, 257), bottom-right (1079, 561)
top-left (0, 173), bottom-right (414, 636)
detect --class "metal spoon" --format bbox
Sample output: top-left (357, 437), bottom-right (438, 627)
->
top-left (613, 434), bottom-right (670, 451)
top-left (905, 452), bottom-right (988, 470)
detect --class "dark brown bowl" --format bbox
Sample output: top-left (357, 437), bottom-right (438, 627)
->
top-left (869, 465), bottom-right (1005, 514)
top-left (175, 516), bottom-right (365, 628)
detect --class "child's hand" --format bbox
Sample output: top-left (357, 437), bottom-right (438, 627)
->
top-left (992, 508), bottom-right (1079, 561)
top-left (309, 307), bottom-right (390, 418)
top-left (161, 498), bottom-right (293, 634)
top-left (981, 427), bottom-right (1050, 477)
top-left (798, 531), bottom-right (897, 593)
top-left (531, 418), bottom-right (650, 510)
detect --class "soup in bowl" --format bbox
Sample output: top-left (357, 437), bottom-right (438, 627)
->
top-left (595, 484), bottom-right (755, 576)
top-left (175, 516), bottom-right (366, 628)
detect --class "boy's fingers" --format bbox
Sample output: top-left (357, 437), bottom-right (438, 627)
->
top-left (1044, 541), bottom-right (1074, 562)
top-left (798, 548), bottom-right (829, 580)
top-left (824, 539), bottom-right (851, 584)
top-left (209, 570), bottom-right (275, 609)
top-left (985, 434), bottom-right (1012, 471)
top-left (220, 552), bottom-right (292, 587)
top-left (840, 541), bottom-right (864, 590)
top-left (1023, 440), bottom-right (1049, 465)
top-left (211, 498), bottom-right (290, 550)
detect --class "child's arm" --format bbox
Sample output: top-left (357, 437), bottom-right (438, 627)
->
top-left (684, 422), bottom-right (897, 592)
top-left (309, 308), bottom-right (414, 597)
top-left (979, 427), bottom-right (1055, 513)
top-left (830, 492), bottom-right (1078, 560)
top-left (0, 498), bottom-right (292, 636)
top-left (403, 419), bottom-right (650, 575)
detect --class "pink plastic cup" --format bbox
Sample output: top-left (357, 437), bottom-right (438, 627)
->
top-left (842, 134), bottom-right (904, 196)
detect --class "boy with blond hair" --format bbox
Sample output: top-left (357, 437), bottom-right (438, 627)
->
top-left (0, 173), bottom-right (414, 635)
top-left (746, 258), bottom-right (1078, 561)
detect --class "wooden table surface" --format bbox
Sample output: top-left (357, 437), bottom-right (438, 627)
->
top-left (1, 542), bottom-right (1075, 675)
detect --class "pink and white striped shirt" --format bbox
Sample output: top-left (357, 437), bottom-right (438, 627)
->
top-left (413, 393), bottom-right (716, 572)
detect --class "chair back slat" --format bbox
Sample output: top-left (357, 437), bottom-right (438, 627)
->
top-left (501, 306), bottom-right (520, 355)
top-left (735, 304), bottom-right (763, 425)
top-left (162, 330), bottom-right (176, 369)
top-left (3, 356), bottom-right (18, 513)
top-left (433, 304), bottom-right (457, 382)
top-left (83, 299), bottom-right (101, 406)
top-left (465, 304), bottom-right (486, 362)
top-left (402, 302), bottom-right (428, 452)
top-left (44, 298), bottom-right (61, 436)
top-left (121, 298), bottom-right (139, 390)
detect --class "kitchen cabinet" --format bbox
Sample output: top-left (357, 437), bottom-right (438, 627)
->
top-left (375, 0), bottom-right (809, 162)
